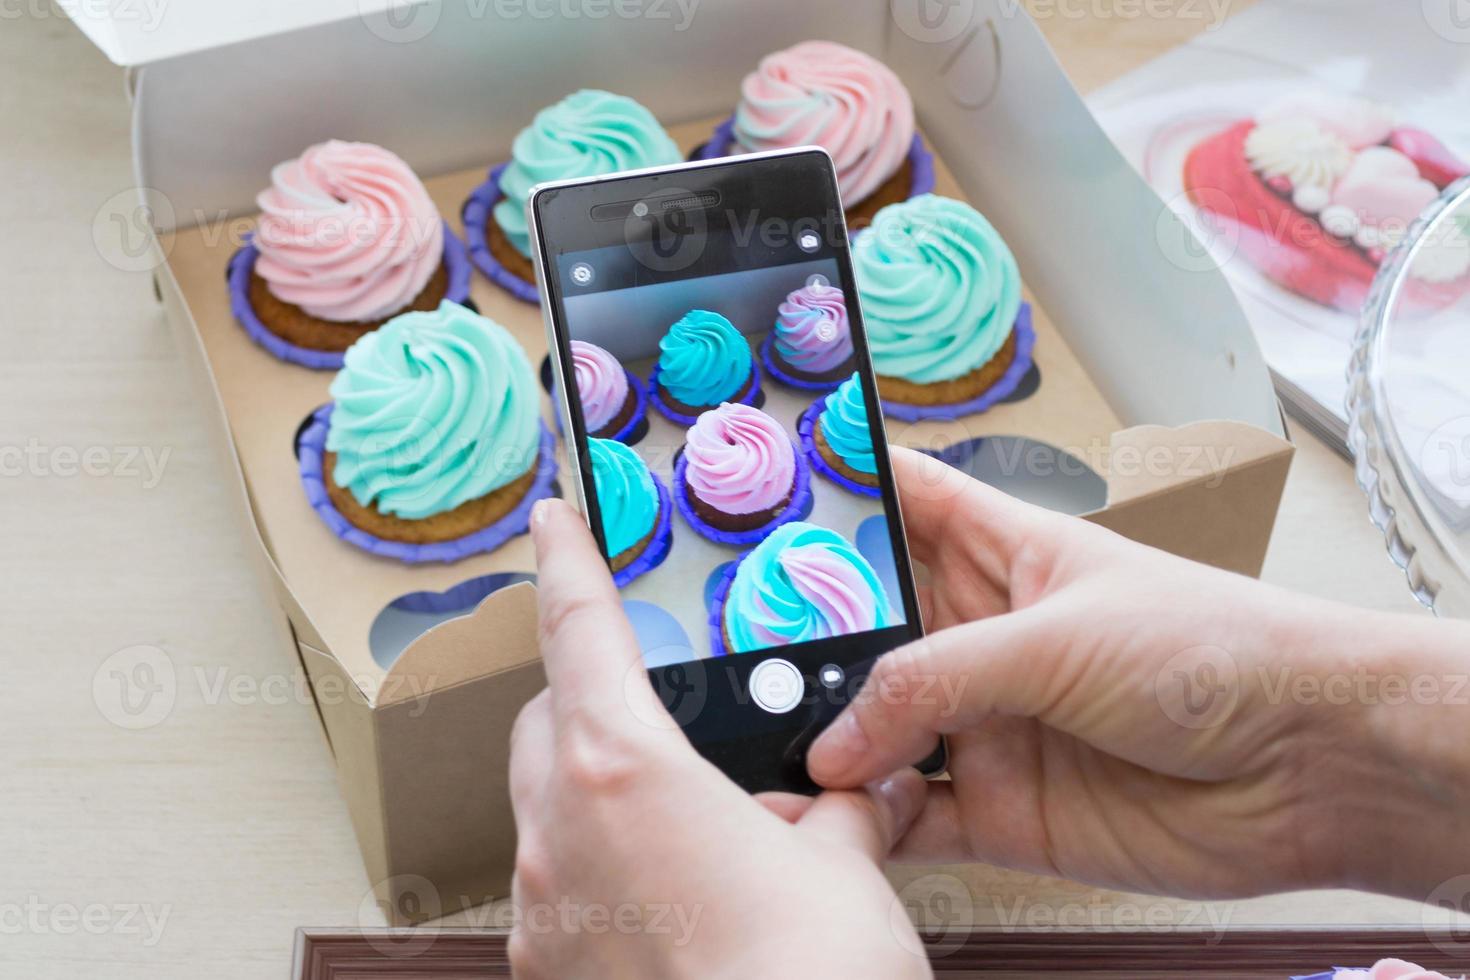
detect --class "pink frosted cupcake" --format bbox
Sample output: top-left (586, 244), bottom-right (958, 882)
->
top-left (673, 402), bottom-right (811, 545)
top-left (570, 340), bottom-right (646, 443)
top-left (761, 282), bottom-right (855, 390)
top-left (696, 41), bottom-right (934, 229)
top-left (229, 140), bottom-right (470, 369)
top-left (1294, 959), bottom-right (1466, 980)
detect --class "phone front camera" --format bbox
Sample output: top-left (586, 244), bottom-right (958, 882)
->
top-left (632, 201), bottom-right (650, 218)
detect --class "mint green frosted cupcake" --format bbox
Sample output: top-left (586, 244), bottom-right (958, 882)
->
top-left (312, 300), bottom-right (552, 554)
top-left (855, 194), bottom-right (1029, 420)
top-left (648, 309), bottom-right (762, 425)
top-left (465, 90), bottom-right (682, 301)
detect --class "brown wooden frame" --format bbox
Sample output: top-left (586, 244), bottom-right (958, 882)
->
top-left (295, 927), bottom-right (1468, 978)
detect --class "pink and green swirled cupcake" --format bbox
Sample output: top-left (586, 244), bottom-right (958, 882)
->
top-left (673, 402), bottom-right (811, 545)
top-left (570, 340), bottom-right (645, 443)
top-left (711, 522), bottom-right (896, 656)
top-left (761, 282), bottom-right (855, 390)
top-left (696, 40), bottom-right (933, 228)
top-left (231, 140), bottom-right (470, 368)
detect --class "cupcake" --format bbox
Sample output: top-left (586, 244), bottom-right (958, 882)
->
top-left (648, 310), bottom-right (762, 424)
top-left (1183, 91), bottom-right (1470, 314)
top-left (463, 90), bottom-right (682, 303)
top-left (697, 41), bottom-right (934, 229)
top-left (571, 340), bottom-right (645, 443)
top-left (761, 282), bottom-right (855, 390)
top-left (710, 522), bottom-right (896, 656)
top-left (588, 437), bottom-right (672, 586)
top-left (674, 402), bottom-right (811, 544)
top-left (1293, 960), bottom-right (1464, 980)
top-left (297, 300), bottom-right (555, 562)
top-left (230, 140), bottom-right (470, 369)
top-left (801, 373), bottom-right (880, 496)
top-left (854, 194), bottom-right (1035, 421)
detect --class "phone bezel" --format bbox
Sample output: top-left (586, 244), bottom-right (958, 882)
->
top-left (528, 147), bottom-right (941, 792)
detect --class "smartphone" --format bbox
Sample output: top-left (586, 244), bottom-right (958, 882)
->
top-left (530, 147), bottom-right (943, 793)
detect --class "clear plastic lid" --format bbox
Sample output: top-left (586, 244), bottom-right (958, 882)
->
top-left (1349, 177), bottom-right (1470, 616)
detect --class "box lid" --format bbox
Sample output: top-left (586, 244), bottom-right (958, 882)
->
top-left (59, 0), bottom-right (425, 65)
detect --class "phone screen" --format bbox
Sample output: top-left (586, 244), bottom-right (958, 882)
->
top-left (534, 151), bottom-right (927, 784)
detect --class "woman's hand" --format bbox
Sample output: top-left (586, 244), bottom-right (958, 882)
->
top-left (507, 497), bottom-right (934, 980)
top-left (808, 447), bottom-right (1470, 902)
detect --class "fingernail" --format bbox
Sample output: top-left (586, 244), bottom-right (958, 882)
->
top-left (531, 498), bottom-right (549, 528)
top-left (808, 711), bottom-right (868, 783)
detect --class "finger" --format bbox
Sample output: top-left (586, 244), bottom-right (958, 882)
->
top-left (796, 768), bottom-right (927, 863)
top-left (530, 498), bottom-right (662, 722)
top-left (508, 690), bottom-right (555, 826)
top-left (889, 446), bottom-right (1038, 564)
top-left (890, 719), bottom-right (1056, 874)
top-left (755, 791), bottom-right (817, 824)
top-left (807, 608), bottom-right (1063, 788)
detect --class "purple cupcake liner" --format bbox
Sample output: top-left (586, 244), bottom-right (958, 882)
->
top-left (798, 396), bottom-right (882, 498)
top-left (461, 162), bottom-right (541, 304)
top-left (759, 332), bottom-right (853, 393)
top-left (646, 361), bottom-right (763, 427)
top-left (227, 222), bottom-right (473, 371)
top-left (879, 302), bottom-right (1036, 422)
top-left (555, 368), bottom-right (649, 445)
top-left (298, 405), bottom-right (559, 564)
top-left (706, 553), bottom-right (741, 658)
top-left (672, 441), bottom-right (812, 546)
top-left (612, 473), bottom-right (674, 588)
top-left (696, 117), bottom-right (936, 206)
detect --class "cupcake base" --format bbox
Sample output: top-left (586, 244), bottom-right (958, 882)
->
top-left (298, 405), bottom-right (558, 563)
top-left (324, 453), bottom-right (540, 545)
top-left (461, 162), bottom-right (541, 304)
top-left (673, 445), bottom-right (811, 546)
top-left (798, 397), bottom-right (881, 497)
top-left (759, 332), bottom-right (856, 392)
top-left (609, 474), bottom-right (674, 588)
top-left (695, 116), bottom-right (936, 229)
top-left (589, 372), bottom-right (648, 443)
top-left (648, 363), bottom-right (763, 426)
top-left (878, 302), bottom-right (1036, 422)
top-left (228, 222), bottom-right (472, 370)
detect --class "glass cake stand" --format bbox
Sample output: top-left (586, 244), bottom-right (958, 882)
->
top-left (1348, 177), bottom-right (1470, 617)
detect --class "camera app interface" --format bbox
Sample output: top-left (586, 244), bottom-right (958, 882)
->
top-left (558, 228), bottom-right (909, 667)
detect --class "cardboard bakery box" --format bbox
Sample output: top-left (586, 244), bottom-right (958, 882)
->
top-left (80, 0), bottom-right (1292, 924)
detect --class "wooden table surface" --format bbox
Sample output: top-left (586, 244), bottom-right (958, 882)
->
top-left (0, 2), bottom-right (1443, 977)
